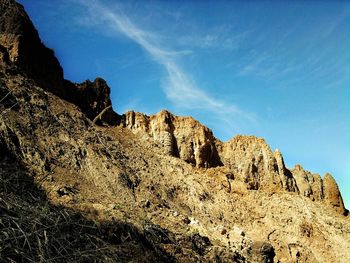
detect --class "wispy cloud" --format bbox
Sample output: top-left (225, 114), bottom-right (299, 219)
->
top-left (73, 0), bottom-right (253, 128)
top-left (236, 12), bottom-right (348, 85)
top-left (177, 29), bottom-right (248, 51)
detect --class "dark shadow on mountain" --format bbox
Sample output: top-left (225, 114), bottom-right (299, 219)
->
top-left (0, 140), bottom-right (175, 263)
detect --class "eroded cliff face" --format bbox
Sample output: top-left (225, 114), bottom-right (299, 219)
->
top-left (292, 164), bottom-right (324, 201)
top-left (64, 78), bottom-right (119, 126)
top-left (0, 0), bottom-right (118, 126)
top-left (219, 136), bottom-right (298, 193)
top-left (291, 165), bottom-right (346, 215)
top-left (1, 1), bottom-right (349, 262)
top-left (323, 173), bottom-right (346, 215)
top-left (119, 111), bottom-right (347, 216)
top-left (118, 110), bottom-right (222, 168)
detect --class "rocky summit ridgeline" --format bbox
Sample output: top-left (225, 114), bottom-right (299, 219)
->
top-left (117, 110), bottom-right (346, 215)
top-left (0, 1), bottom-right (349, 262)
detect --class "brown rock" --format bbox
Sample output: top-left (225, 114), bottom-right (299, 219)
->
top-left (219, 135), bottom-right (298, 192)
top-left (291, 164), bottom-right (323, 201)
top-left (1, 2), bottom-right (349, 262)
top-left (249, 241), bottom-right (275, 263)
top-left (323, 173), bottom-right (346, 215)
top-left (0, 0), bottom-right (65, 94)
top-left (118, 110), bottom-right (222, 168)
top-left (292, 166), bottom-right (346, 215)
top-left (64, 78), bottom-right (118, 126)
top-left (0, 0), bottom-right (118, 126)
top-left (0, 43), bottom-right (10, 68)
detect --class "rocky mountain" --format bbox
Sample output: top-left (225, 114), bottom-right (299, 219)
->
top-left (117, 110), bottom-right (222, 168)
top-left (118, 110), bottom-right (346, 216)
top-left (0, 1), bottom-right (349, 262)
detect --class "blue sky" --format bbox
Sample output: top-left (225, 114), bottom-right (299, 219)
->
top-left (18, 0), bottom-right (349, 208)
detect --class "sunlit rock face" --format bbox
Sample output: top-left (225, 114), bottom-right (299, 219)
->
top-left (323, 173), bottom-right (346, 215)
top-left (291, 164), bottom-right (324, 200)
top-left (291, 165), bottom-right (346, 215)
top-left (118, 111), bottom-right (347, 217)
top-left (218, 135), bottom-right (298, 193)
top-left (118, 110), bottom-right (222, 168)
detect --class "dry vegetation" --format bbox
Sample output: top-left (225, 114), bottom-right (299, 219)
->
top-left (0, 146), bottom-right (175, 263)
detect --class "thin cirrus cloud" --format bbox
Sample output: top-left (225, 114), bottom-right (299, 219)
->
top-left (73, 0), bottom-right (253, 124)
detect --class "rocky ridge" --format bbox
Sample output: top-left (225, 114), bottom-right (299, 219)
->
top-left (119, 110), bottom-right (346, 216)
top-left (118, 110), bottom-right (222, 168)
top-left (0, 1), bottom-right (349, 262)
top-left (0, 0), bottom-right (118, 125)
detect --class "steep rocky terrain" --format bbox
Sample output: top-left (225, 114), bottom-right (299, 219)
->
top-left (118, 110), bottom-right (222, 168)
top-left (1, 1), bottom-right (349, 262)
top-left (118, 110), bottom-right (346, 216)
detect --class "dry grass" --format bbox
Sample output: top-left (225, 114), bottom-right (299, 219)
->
top-left (0, 148), bottom-right (175, 263)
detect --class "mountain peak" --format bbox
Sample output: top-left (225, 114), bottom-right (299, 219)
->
top-left (0, 0), bottom-right (118, 125)
top-left (0, 0), bottom-right (64, 93)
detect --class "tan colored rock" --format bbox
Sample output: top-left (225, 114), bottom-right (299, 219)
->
top-left (292, 165), bottom-right (346, 215)
top-left (273, 149), bottom-right (299, 192)
top-left (219, 135), bottom-right (298, 193)
top-left (2, 57), bottom-right (350, 263)
top-left (291, 164), bottom-right (323, 201)
top-left (118, 110), bottom-right (222, 168)
top-left (323, 173), bottom-right (346, 215)
top-left (124, 111), bottom-right (149, 133)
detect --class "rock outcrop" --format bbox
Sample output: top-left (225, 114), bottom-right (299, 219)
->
top-left (118, 110), bottom-right (222, 168)
top-left (219, 136), bottom-right (298, 192)
top-left (64, 78), bottom-right (118, 125)
top-left (292, 164), bottom-right (324, 201)
top-left (291, 165), bottom-right (346, 215)
top-left (0, 0), bottom-right (118, 125)
top-left (323, 173), bottom-right (346, 215)
top-left (0, 0), bottom-right (65, 94)
top-left (118, 111), bottom-right (347, 216)
top-left (1, 1), bottom-right (349, 262)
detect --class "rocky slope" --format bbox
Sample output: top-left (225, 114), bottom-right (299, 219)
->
top-left (0, 1), bottom-right (349, 262)
top-left (118, 110), bottom-right (346, 216)
top-left (0, 139), bottom-right (173, 262)
top-left (0, 0), bottom-right (118, 125)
